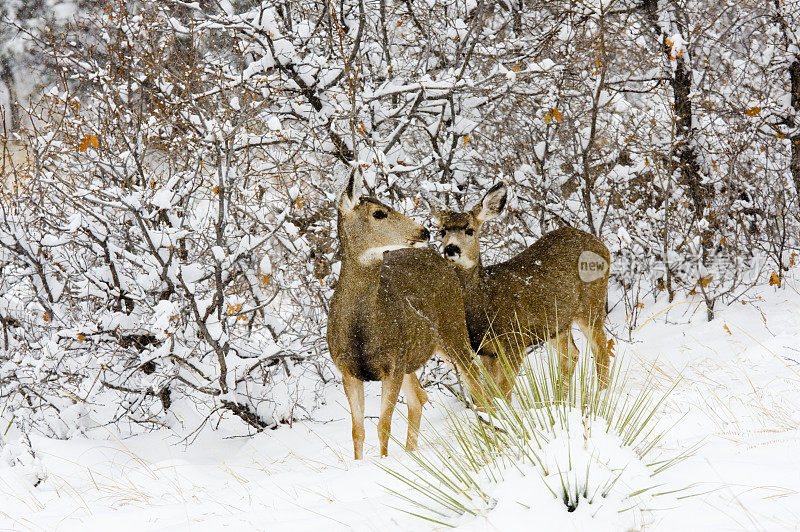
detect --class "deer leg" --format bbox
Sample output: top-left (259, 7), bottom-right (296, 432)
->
top-left (402, 373), bottom-right (428, 452)
top-left (413, 373), bottom-right (429, 406)
top-left (495, 350), bottom-right (520, 401)
top-left (551, 328), bottom-right (580, 383)
top-left (460, 358), bottom-right (493, 409)
top-left (579, 317), bottom-right (611, 388)
top-left (342, 372), bottom-right (365, 460)
top-left (378, 373), bottom-right (404, 457)
top-left (478, 352), bottom-right (511, 400)
top-left (438, 346), bottom-right (488, 409)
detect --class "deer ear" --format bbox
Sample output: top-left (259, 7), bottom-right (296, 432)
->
top-left (420, 190), bottom-right (446, 226)
top-left (339, 168), bottom-right (362, 213)
top-left (474, 182), bottom-right (507, 223)
top-left (430, 209), bottom-right (443, 227)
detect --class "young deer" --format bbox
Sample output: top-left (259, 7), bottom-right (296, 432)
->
top-left (327, 171), bottom-right (483, 459)
top-left (433, 182), bottom-right (611, 397)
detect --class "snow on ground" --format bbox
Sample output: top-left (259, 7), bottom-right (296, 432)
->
top-left (2, 275), bottom-right (800, 531)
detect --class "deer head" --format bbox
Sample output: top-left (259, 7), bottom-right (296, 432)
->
top-left (337, 170), bottom-right (430, 266)
top-left (434, 182), bottom-right (507, 270)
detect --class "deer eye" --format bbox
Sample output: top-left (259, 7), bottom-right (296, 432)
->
top-left (465, 228), bottom-right (474, 236)
top-left (438, 229), bottom-right (446, 237)
top-left (372, 210), bottom-right (387, 220)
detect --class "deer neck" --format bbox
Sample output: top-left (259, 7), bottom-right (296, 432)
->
top-left (454, 256), bottom-right (486, 296)
top-left (336, 215), bottom-right (382, 293)
top-left (339, 254), bottom-right (382, 297)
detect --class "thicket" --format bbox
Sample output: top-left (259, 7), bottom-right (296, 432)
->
top-left (1, 0), bottom-right (799, 436)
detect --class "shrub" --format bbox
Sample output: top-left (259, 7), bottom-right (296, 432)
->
top-left (384, 344), bottom-right (695, 529)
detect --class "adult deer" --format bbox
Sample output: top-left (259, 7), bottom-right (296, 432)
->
top-left (327, 171), bottom-right (483, 459)
top-left (433, 182), bottom-right (611, 397)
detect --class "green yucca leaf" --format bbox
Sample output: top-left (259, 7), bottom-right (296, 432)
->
top-left (385, 329), bottom-right (691, 527)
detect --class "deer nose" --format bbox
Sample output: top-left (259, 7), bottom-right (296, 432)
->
top-left (444, 244), bottom-right (460, 257)
top-left (420, 228), bottom-right (430, 241)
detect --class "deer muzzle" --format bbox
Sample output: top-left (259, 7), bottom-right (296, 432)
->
top-left (444, 243), bottom-right (460, 258)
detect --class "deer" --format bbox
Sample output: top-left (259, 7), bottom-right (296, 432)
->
top-left (431, 182), bottom-right (611, 398)
top-left (327, 170), bottom-right (484, 459)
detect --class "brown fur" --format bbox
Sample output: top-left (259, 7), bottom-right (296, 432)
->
top-left (436, 184), bottom-right (611, 397)
top-left (328, 173), bottom-right (483, 459)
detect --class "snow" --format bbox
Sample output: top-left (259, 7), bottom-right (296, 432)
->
top-left (534, 140), bottom-right (547, 159)
top-left (2, 277), bottom-right (800, 530)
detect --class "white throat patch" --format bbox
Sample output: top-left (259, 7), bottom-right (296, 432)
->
top-left (359, 244), bottom-right (411, 265)
top-left (448, 255), bottom-right (476, 269)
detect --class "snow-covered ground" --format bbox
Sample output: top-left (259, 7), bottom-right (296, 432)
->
top-left (2, 275), bottom-right (800, 531)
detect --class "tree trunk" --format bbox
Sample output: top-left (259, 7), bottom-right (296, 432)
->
top-left (0, 57), bottom-right (20, 133)
top-left (790, 58), bottom-right (800, 197)
top-left (643, 0), bottom-right (714, 319)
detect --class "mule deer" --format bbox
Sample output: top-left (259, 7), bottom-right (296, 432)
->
top-left (327, 171), bottom-right (483, 459)
top-left (433, 182), bottom-right (611, 397)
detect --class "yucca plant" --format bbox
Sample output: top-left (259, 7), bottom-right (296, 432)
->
top-left (382, 336), bottom-right (696, 529)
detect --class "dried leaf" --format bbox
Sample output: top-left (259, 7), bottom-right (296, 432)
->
top-left (769, 271), bottom-right (781, 287)
top-left (79, 134), bottom-right (99, 152)
top-left (544, 108), bottom-right (563, 124)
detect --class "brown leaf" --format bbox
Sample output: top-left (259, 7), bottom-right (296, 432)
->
top-left (769, 271), bottom-right (781, 287)
top-left (79, 134), bottom-right (99, 152)
top-left (544, 108), bottom-right (563, 124)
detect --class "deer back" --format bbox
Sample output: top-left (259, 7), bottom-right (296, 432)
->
top-left (475, 227), bottom-right (609, 349)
